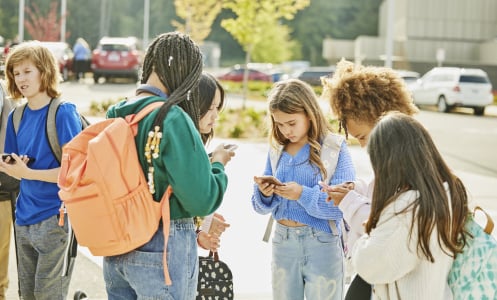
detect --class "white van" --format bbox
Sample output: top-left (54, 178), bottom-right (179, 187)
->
top-left (412, 67), bottom-right (493, 115)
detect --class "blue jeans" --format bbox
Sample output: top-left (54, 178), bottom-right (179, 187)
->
top-left (103, 218), bottom-right (198, 300)
top-left (272, 223), bottom-right (344, 300)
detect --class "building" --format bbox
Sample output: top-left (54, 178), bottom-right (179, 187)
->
top-left (323, 0), bottom-right (497, 83)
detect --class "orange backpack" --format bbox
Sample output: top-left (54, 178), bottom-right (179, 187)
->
top-left (58, 101), bottom-right (174, 284)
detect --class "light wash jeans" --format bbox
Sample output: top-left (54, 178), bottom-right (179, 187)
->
top-left (272, 223), bottom-right (344, 300)
top-left (103, 218), bottom-right (198, 300)
top-left (15, 214), bottom-right (74, 300)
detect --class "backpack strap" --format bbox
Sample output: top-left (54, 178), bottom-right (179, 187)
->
top-left (12, 99), bottom-right (62, 162)
top-left (47, 98), bottom-right (62, 162)
top-left (262, 133), bottom-right (345, 242)
top-left (474, 206), bottom-right (494, 234)
top-left (12, 103), bottom-right (27, 135)
top-left (13, 98), bottom-right (88, 164)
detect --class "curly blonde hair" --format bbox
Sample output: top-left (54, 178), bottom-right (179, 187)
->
top-left (323, 58), bottom-right (418, 138)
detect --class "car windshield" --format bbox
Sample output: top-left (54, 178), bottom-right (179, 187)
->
top-left (460, 75), bottom-right (489, 84)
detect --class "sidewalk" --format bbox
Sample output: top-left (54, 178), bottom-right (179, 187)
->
top-left (6, 140), bottom-right (497, 299)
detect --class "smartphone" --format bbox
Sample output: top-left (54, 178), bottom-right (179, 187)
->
top-left (254, 175), bottom-right (285, 186)
top-left (1, 154), bottom-right (35, 164)
top-left (208, 144), bottom-right (238, 157)
top-left (224, 144), bottom-right (238, 151)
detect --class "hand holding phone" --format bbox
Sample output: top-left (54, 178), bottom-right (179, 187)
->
top-left (223, 144), bottom-right (238, 151)
top-left (2, 154), bottom-right (35, 165)
top-left (254, 175), bottom-right (285, 186)
top-left (208, 144), bottom-right (238, 157)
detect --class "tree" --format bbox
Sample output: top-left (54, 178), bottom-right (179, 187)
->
top-left (288, 0), bottom-right (382, 65)
top-left (172, 0), bottom-right (223, 44)
top-left (24, 1), bottom-right (69, 41)
top-left (221, 0), bottom-right (310, 106)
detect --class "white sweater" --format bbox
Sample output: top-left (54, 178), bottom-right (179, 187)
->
top-left (351, 190), bottom-right (454, 300)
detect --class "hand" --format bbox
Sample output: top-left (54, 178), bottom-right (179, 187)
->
top-left (254, 176), bottom-right (278, 197)
top-left (319, 181), bottom-right (354, 206)
top-left (208, 213), bottom-right (230, 237)
top-left (210, 143), bottom-right (236, 166)
top-left (273, 182), bottom-right (302, 201)
top-left (0, 153), bottom-right (30, 180)
top-left (197, 231), bottom-right (221, 252)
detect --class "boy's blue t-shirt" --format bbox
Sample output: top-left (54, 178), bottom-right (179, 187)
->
top-left (5, 101), bottom-right (82, 225)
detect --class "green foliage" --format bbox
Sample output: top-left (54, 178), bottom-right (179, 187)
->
top-left (288, 0), bottom-right (382, 65)
top-left (88, 98), bottom-right (120, 116)
top-left (0, 0), bottom-right (381, 66)
top-left (221, 0), bottom-right (310, 63)
top-left (0, 0), bottom-right (19, 42)
top-left (219, 80), bottom-right (273, 99)
top-left (215, 107), bottom-right (268, 140)
top-left (172, 0), bottom-right (222, 44)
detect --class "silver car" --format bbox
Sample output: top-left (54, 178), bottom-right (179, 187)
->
top-left (412, 67), bottom-right (493, 115)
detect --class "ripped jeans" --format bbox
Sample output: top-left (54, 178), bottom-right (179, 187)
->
top-left (272, 223), bottom-right (344, 300)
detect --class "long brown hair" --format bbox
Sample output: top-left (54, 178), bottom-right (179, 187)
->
top-left (366, 112), bottom-right (469, 261)
top-left (4, 41), bottom-right (61, 100)
top-left (267, 79), bottom-right (332, 180)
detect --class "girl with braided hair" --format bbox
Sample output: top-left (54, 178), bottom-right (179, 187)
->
top-left (104, 32), bottom-right (235, 299)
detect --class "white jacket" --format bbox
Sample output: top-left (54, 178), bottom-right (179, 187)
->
top-left (351, 190), bottom-right (453, 300)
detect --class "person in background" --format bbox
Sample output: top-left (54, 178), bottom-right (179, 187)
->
top-left (352, 112), bottom-right (469, 299)
top-left (321, 58), bottom-right (419, 299)
top-left (72, 38), bottom-right (91, 81)
top-left (252, 78), bottom-right (356, 300)
top-left (104, 32), bottom-right (234, 299)
top-left (0, 80), bottom-right (18, 300)
top-left (1, 41), bottom-right (83, 300)
top-left (195, 72), bottom-right (231, 252)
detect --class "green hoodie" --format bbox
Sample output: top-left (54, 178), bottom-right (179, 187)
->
top-left (107, 96), bottom-right (228, 219)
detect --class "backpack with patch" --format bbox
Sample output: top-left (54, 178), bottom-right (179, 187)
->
top-left (57, 99), bottom-right (175, 285)
top-left (262, 133), bottom-right (345, 242)
top-left (448, 206), bottom-right (497, 299)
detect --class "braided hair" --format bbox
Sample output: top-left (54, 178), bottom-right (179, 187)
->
top-left (141, 32), bottom-right (203, 130)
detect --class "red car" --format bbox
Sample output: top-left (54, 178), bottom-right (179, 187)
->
top-left (217, 67), bottom-right (272, 82)
top-left (91, 36), bottom-right (143, 83)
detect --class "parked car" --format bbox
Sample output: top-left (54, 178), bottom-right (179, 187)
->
top-left (40, 41), bottom-right (74, 81)
top-left (91, 36), bottom-right (143, 83)
top-left (412, 67), bottom-right (493, 115)
top-left (294, 66), bottom-right (335, 86)
top-left (396, 70), bottom-right (420, 92)
top-left (217, 66), bottom-right (272, 82)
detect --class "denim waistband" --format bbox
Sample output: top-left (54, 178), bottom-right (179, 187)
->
top-left (275, 223), bottom-right (322, 236)
top-left (169, 218), bottom-right (195, 230)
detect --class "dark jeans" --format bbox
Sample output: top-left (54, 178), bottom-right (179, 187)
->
top-left (345, 275), bottom-right (372, 300)
top-left (73, 59), bottom-right (90, 79)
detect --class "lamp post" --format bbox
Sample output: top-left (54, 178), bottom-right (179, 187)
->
top-left (60, 0), bottom-right (67, 42)
top-left (143, 0), bottom-right (150, 50)
top-left (384, 0), bottom-right (394, 68)
top-left (18, 0), bottom-right (25, 42)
